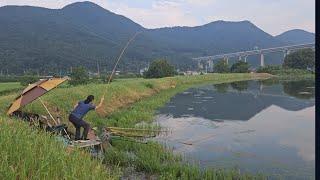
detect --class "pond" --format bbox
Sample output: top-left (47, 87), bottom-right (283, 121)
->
top-left (154, 79), bottom-right (315, 179)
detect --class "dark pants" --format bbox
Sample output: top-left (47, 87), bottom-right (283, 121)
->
top-left (69, 114), bottom-right (90, 140)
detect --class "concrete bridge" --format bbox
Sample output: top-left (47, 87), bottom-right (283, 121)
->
top-left (193, 43), bottom-right (315, 70)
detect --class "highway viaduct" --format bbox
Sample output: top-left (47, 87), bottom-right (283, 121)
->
top-left (193, 43), bottom-right (315, 70)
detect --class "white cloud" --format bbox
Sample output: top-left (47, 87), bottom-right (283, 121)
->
top-left (104, 0), bottom-right (199, 28)
top-left (0, 0), bottom-right (315, 35)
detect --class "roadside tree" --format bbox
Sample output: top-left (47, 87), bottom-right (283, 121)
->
top-left (283, 48), bottom-right (315, 69)
top-left (230, 61), bottom-right (250, 73)
top-left (69, 67), bottom-right (89, 85)
top-left (214, 60), bottom-right (229, 73)
top-left (144, 60), bottom-right (175, 78)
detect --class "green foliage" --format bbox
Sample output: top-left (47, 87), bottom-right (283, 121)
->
top-left (0, 2), bottom-right (314, 74)
top-left (19, 76), bottom-right (39, 86)
top-left (0, 82), bottom-right (21, 92)
top-left (230, 61), bottom-right (250, 73)
top-left (214, 60), bottom-right (229, 73)
top-left (0, 76), bottom-right (21, 83)
top-left (230, 81), bottom-right (249, 92)
top-left (0, 82), bottom-right (23, 96)
top-left (256, 65), bottom-right (282, 74)
top-left (69, 67), bottom-right (89, 86)
top-left (283, 49), bottom-right (315, 69)
top-left (101, 74), bottom-right (268, 178)
top-left (144, 82), bottom-right (154, 89)
top-left (0, 117), bottom-right (118, 179)
top-left (0, 74), bottom-right (271, 179)
top-left (282, 80), bottom-right (315, 99)
top-left (214, 83), bottom-right (229, 93)
top-left (256, 65), bottom-right (314, 80)
top-left (144, 60), bottom-right (175, 79)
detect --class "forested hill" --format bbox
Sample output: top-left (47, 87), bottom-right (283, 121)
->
top-left (275, 29), bottom-right (315, 45)
top-left (0, 1), bottom-right (315, 75)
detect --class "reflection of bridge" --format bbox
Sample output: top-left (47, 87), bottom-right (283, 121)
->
top-left (193, 43), bottom-right (315, 69)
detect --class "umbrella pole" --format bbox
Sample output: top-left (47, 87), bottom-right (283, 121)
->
top-left (39, 98), bottom-right (71, 140)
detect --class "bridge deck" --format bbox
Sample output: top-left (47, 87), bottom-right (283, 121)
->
top-left (193, 43), bottom-right (315, 61)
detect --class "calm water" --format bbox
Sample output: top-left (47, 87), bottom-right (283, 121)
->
top-left (155, 79), bottom-right (315, 179)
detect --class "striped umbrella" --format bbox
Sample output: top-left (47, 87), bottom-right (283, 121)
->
top-left (7, 78), bottom-right (67, 115)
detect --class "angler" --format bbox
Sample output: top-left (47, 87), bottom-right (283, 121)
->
top-left (69, 95), bottom-right (104, 140)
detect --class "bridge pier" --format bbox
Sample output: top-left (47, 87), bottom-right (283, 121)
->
top-left (283, 50), bottom-right (287, 58)
top-left (238, 56), bottom-right (242, 61)
top-left (260, 53), bottom-right (265, 67)
top-left (224, 57), bottom-right (229, 65)
top-left (244, 56), bottom-right (248, 63)
top-left (283, 49), bottom-right (291, 58)
top-left (287, 50), bottom-right (291, 55)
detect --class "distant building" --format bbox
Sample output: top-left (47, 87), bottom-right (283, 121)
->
top-left (139, 67), bottom-right (148, 76)
top-left (184, 71), bottom-right (200, 75)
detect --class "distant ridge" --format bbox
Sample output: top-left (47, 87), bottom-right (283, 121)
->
top-left (275, 29), bottom-right (315, 45)
top-left (0, 1), bottom-right (314, 74)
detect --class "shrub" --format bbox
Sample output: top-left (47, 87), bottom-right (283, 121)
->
top-left (214, 60), bottom-right (229, 73)
top-left (19, 76), bottom-right (39, 86)
top-left (230, 61), bottom-right (250, 73)
top-left (144, 60), bottom-right (175, 79)
top-left (283, 48), bottom-right (315, 69)
top-left (69, 67), bottom-right (89, 85)
top-left (256, 65), bottom-right (282, 74)
top-left (145, 82), bottom-right (154, 89)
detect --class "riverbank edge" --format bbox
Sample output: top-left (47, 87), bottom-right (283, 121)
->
top-left (103, 73), bottom-right (272, 179)
top-left (0, 73), bottom-right (272, 179)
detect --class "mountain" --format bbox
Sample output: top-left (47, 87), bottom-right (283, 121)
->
top-left (275, 29), bottom-right (315, 45)
top-left (0, 1), bottom-right (313, 75)
top-left (146, 20), bottom-right (282, 56)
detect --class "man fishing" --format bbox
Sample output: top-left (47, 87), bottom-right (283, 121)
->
top-left (69, 95), bottom-right (104, 140)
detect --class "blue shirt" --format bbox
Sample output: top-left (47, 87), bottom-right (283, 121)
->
top-left (71, 101), bottom-right (96, 119)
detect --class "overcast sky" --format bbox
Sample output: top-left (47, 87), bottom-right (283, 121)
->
top-left (0, 0), bottom-right (315, 35)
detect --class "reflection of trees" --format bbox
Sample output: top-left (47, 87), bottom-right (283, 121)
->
top-left (258, 78), bottom-right (279, 87)
top-left (230, 81), bottom-right (249, 92)
top-left (282, 80), bottom-right (315, 99)
top-left (214, 83), bottom-right (229, 93)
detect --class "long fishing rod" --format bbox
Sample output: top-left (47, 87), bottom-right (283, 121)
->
top-left (98, 31), bottom-right (142, 115)
top-left (106, 31), bottom-right (142, 85)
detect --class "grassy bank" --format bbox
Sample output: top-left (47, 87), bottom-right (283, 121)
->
top-left (0, 73), bottom-right (271, 179)
top-left (0, 73), bottom-right (271, 129)
top-left (0, 117), bottom-right (120, 179)
top-left (0, 82), bottom-right (22, 96)
top-left (257, 66), bottom-right (314, 80)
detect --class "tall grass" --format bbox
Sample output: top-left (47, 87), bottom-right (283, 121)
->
top-left (0, 73), bottom-right (271, 179)
top-left (0, 117), bottom-right (120, 179)
top-left (256, 66), bottom-right (314, 80)
top-left (0, 82), bottom-right (22, 95)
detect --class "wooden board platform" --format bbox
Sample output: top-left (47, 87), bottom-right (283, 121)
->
top-left (69, 140), bottom-right (102, 148)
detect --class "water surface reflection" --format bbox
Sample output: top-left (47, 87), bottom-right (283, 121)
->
top-left (155, 79), bottom-right (315, 179)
